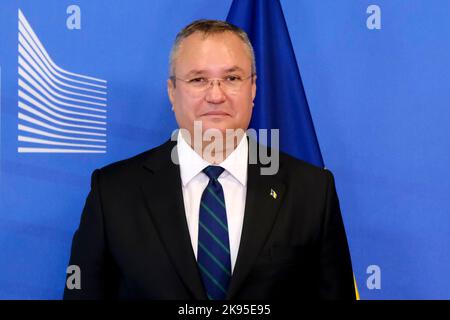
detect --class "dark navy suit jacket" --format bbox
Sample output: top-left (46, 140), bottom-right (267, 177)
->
top-left (64, 139), bottom-right (356, 300)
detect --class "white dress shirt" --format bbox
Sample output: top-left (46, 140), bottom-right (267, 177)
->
top-left (176, 131), bottom-right (248, 272)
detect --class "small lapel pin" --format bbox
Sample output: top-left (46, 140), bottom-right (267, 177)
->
top-left (270, 188), bottom-right (277, 199)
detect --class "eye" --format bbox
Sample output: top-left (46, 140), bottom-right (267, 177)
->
top-left (188, 77), bottom-right (207, 83)
top-left (225, 75), bottom-right (242, 82)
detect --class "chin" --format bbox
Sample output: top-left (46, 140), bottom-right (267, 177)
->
top-left (202, 120), bottom-right (232, 132)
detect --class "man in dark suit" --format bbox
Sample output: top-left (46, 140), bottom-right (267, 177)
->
top-left (64, 20), bottom-right (355, 300)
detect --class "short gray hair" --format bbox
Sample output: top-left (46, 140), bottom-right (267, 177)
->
top-left (169, 19), bottom-right (256, 77)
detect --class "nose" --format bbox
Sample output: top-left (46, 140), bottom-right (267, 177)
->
top-left (205, 79), bottom-right (226, 104)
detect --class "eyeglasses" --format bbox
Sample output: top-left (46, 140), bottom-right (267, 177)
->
top-left (171, 74), bottom-right (254, 95)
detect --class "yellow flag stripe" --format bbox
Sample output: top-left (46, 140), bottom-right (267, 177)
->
top-left (354, 274), bottom-right (360, 300)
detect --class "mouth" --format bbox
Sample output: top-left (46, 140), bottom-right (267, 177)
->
top-left (200, 111), bottom-right (231, 117)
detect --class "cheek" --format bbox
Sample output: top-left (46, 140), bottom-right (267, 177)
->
top-left (175, 95), bottom-right (202, 120)
top-left (234, 97), bottom-right (254, 118)
top-left (244, 105), bottom-right (254, 123)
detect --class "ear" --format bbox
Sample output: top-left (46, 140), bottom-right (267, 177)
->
top-left (167, 78), bottom-right (175, 108)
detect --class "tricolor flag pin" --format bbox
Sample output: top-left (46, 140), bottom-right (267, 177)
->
top-left (270, 189), bottom-right (277, 199)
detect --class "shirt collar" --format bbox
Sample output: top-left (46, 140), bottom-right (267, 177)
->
top-left (177, 130), bottom-right (248, 187)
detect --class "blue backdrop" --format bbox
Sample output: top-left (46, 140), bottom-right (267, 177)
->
top-left (0, 0), bottom-right (449, 299)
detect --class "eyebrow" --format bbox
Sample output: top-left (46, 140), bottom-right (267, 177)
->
top-left (224, 66), bottom-right (245, 73)
top-left (184, 70), bottom-right (207, 77)
top-left (184, 66), bottom-right (246, 78)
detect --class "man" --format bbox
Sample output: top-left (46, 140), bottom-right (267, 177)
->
top-left (64, 20), bottom-right (355, 300)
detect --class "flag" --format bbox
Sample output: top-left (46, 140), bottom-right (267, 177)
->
top-left (226, 0), bottom-right (324, 167)
top-left (227, 0), bottom-right (360, 299)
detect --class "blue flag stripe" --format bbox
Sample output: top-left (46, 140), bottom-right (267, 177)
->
top-left (226, 0), bottom-right (324, 167)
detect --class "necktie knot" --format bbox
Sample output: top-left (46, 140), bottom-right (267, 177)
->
top-left (203, 166), bottom-right (225, 180)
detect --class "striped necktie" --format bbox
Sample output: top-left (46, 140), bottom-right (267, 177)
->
top-left (197, 165), bottom-right (231, 300)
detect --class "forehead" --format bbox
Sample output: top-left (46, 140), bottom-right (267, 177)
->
top-left (174, 31), bottom-right (252, 75)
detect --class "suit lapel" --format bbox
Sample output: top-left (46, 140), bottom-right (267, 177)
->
top-left (227, 160), bottom-right (286, 299)
top-left (140, 140), bottom-right (206, 299)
